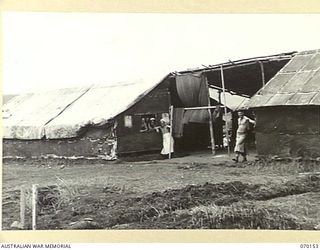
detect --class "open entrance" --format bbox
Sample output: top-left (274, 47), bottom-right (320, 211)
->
top-left (168, 73), bottom-right (234, 154)
top-left (168, 53), bottom-right (294, 155)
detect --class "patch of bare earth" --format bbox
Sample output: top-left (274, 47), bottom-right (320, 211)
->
top-left (2, 154), bottom-right (320, 230)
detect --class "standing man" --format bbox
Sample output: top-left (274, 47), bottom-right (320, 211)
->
top-left (155, 119), bottom-right (174, 158)
top-left (233, 111), bottom-right (255, 163)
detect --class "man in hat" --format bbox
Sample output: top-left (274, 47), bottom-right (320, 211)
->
top-left (148, 117), bottom-right (156, 130)
top-left (233, 111), bottom-right (255, 163)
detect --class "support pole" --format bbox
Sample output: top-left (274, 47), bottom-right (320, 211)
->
top-left (168, 105), bottom-right (174, 159)
top-left (258, 61), bottom-right (266, 86)
top-left (32, 184), bottom-right (38, 230)
top-left (183, 105), bottom-right (225, 110)
top-left (20, 187), bottom-right (26, 229)
top-left (220, 66), bottom-right (230, 156)
top-left (205, 76), bottom-right (215, 155)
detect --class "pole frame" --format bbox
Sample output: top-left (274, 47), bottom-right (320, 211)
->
top-left (258, 61), bottom-right (266, 86)
top-left (220, 66), bottom-right (231, 156)
top-left (168, 105), bottom-right (174, 159)
top-left (183, 105), bottom-right (225, 110)
top-left (205, 75), bottom-right (215, 155)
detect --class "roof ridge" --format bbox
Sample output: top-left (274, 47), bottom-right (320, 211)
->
top-left (176, 51), bottom-right (296, 74)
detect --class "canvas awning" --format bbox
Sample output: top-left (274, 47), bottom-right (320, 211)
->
top-left (209, 88), bottom-right (249, 111)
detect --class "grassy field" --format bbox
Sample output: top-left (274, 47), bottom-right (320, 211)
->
top-left (2, 151), bottom-right (320, 230)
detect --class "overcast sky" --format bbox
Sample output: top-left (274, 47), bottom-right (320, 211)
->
top-left (2, 12), bottom-right (320, 94)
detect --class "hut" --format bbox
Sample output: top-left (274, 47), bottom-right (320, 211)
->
top-left (3, 77), bottom-right (172, 159)
top-left (171, 52), bottom-right (295, 151)
top-left (3, 52), bottom-right (296, 159)
top-left (248, 49), bottom-right (320, 158)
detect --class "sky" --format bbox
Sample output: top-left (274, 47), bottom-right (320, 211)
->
top-left (2, 12), bottom-right (320, 94)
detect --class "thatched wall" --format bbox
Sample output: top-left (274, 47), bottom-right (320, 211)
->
top-left (254, 106), bottom-right (320, 157)
top-left (3, 126), bottom-right (116, 159)
top-left (116, 80), bottom-right (170, 154)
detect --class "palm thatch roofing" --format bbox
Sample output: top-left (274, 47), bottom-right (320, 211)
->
top-left (248, 49), bottom-right (320, 108)
top-left (2, 94), bottom-right (17, 104)
top-left (3, 75), bottom-right (169, 140)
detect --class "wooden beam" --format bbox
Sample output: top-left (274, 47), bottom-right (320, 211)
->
top-left (258, 61), bottom-right (266, 86)
top-left (184, 106), bottom-right (225, 111)
top-left (171, 53), bottom-right (294, 76)
top-left (220, 66), bottom-right (231, 156)
top-left (208, 85), bottom-right (250, 98)
top-left (168, 105), bottom-right (174, 159)
top-left (205, 76), bottom-right (215, 155)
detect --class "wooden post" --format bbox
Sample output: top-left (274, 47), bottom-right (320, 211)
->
top-left (258, 61), bottom-right (266, 86)
top-left (20, 187), bottom-right (26, 229)
top-left (220, 66), bottom-right (230, 156)
top-left (205, 76), bottom-right (215, 155)
top-left (169, 105), bottom-right (174, 159)
top-left (32, 184), bottom-right (38, 230)
top-left (184, 105), bottom-right (225, 110)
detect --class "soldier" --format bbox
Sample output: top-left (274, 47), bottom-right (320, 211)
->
top-left (233, 111), bottom-right (255, 163)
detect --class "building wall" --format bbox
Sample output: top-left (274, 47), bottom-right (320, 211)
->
top-left (116, 80), bottom-right (170, 154)
top-left (254, 106), bottom-right (320, 157)
top-left (3, 126), bottom-right (116, 158)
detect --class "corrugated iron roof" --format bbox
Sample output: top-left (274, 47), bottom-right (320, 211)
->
top-left (248, 49), bottom-right (320, 108)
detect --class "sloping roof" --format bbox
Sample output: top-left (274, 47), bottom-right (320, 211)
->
top-left (3, 76), bottom-right (168, 140)
top-left (248, 49), bottom-right (320, 108)
top-left (209, 88), bottom-right (249, 111)
top-left (175, 52), bottom-right (296, 97)
top-left (3, 86), bottom-right (90, 139)
top-left (44, 82), bottom-right (161, 139)
top-left (3, 94), bottom-right (18, 104)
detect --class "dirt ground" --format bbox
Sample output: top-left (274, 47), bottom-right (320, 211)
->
top-left (2, 150), bottom-right (320, 230)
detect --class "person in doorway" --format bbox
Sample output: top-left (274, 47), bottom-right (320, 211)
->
top-left (233, 111), bottom-right (255, 163)
top-left (148, 117), bottom-right (156, 130)
top-left (140, 118), bottom-right (148, 132)
top-left (155, 119), bottom-right (174, 158)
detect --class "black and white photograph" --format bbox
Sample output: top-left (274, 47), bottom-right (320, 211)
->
top-left (2, 11), bottom-right (320, 233)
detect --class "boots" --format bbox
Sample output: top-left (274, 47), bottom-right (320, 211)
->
top-left (233, 154), bottom-right (247, 163)
top-left (241, 152), bottom-right (247, 162)
top-left (232, 155), bottom-right (239, 163)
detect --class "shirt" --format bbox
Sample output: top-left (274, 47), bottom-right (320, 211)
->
top-left (237, 116), bottom-right (252, 134)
